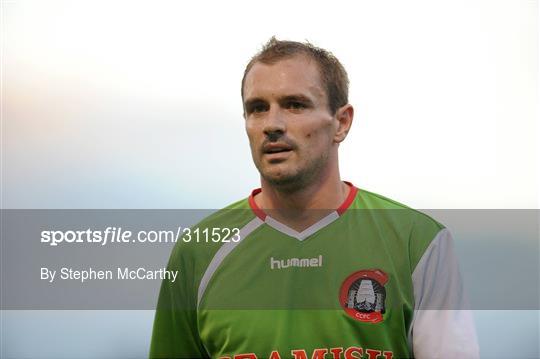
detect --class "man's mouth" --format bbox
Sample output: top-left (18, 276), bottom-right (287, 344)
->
top-left (265, 148), bottom-right (292, 154)
top-left (261, 143), bottom-right (295, 162)
top-left (262, 144), bottom-right (293, 155)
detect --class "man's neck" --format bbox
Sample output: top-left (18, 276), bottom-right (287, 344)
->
top-left (254, 174), bottom-right (350, 232)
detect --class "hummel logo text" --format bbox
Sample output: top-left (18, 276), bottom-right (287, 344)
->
top-left (270, 255), bottom-right (323, 269)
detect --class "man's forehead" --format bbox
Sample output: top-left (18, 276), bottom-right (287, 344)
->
top-left (243, 55), bottom-right (325, 100)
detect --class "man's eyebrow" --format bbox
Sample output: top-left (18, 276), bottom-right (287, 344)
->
top-left (244, 97), bottom-right (266, 108)
top-left (279, 94), bottom-right (314, 105)
top-left (244, 94), bottom-right (315, 109)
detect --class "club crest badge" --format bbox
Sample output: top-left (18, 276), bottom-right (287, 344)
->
top-left (339, 269), bottom-right (388, 323)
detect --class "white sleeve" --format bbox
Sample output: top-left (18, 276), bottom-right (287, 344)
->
top-left (409, 228), bottom-right (480, 359)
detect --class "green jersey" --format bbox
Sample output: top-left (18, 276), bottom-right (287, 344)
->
top-left (150, 183), bottom-right (479, 358)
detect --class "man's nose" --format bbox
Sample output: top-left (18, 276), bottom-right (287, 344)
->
top-left (263, 106), bottom-right (286, 139)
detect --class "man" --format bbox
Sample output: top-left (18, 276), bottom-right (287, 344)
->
top-left (150, 38), bottom-right (479, 359)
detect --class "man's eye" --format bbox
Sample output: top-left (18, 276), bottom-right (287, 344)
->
top-left (288, 102), bottom-right (306, 110)
top-left (250, 104), bottom-right (267, 114)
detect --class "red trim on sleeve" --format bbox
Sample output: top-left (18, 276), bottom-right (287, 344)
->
top-left (249, 182), bottom-right (358, 219)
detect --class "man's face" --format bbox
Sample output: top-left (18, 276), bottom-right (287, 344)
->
top-left (243, 55), bottom-right (337, 190)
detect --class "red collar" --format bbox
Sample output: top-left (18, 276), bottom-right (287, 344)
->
top-left (248, 181), bottom-right (358, 221)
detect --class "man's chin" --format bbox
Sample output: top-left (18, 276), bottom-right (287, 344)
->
top-left (261, 170), bottom-right (306, 191)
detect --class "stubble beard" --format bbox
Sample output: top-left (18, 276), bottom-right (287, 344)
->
top-left (258, 150), bottom-right (330, 194)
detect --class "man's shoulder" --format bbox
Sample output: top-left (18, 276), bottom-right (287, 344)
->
top-left (167, 196), bottom-right (257, 269)
top-left (353, 188), bottom-right (446, 269)
top-left (355, 188), bottom-right (445, 230)
top-left (177, 196), bottom-right (256, 250)
top-left (194, 196), bottom-right (255, 229)
top-left (356, 188), bottom-right (408, 209)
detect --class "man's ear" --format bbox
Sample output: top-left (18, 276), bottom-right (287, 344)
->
top-left (334, 104), bottom-right (354, 143)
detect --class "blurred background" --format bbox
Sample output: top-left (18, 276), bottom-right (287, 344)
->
top-left (2, 0), bottom-right (538, 358)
